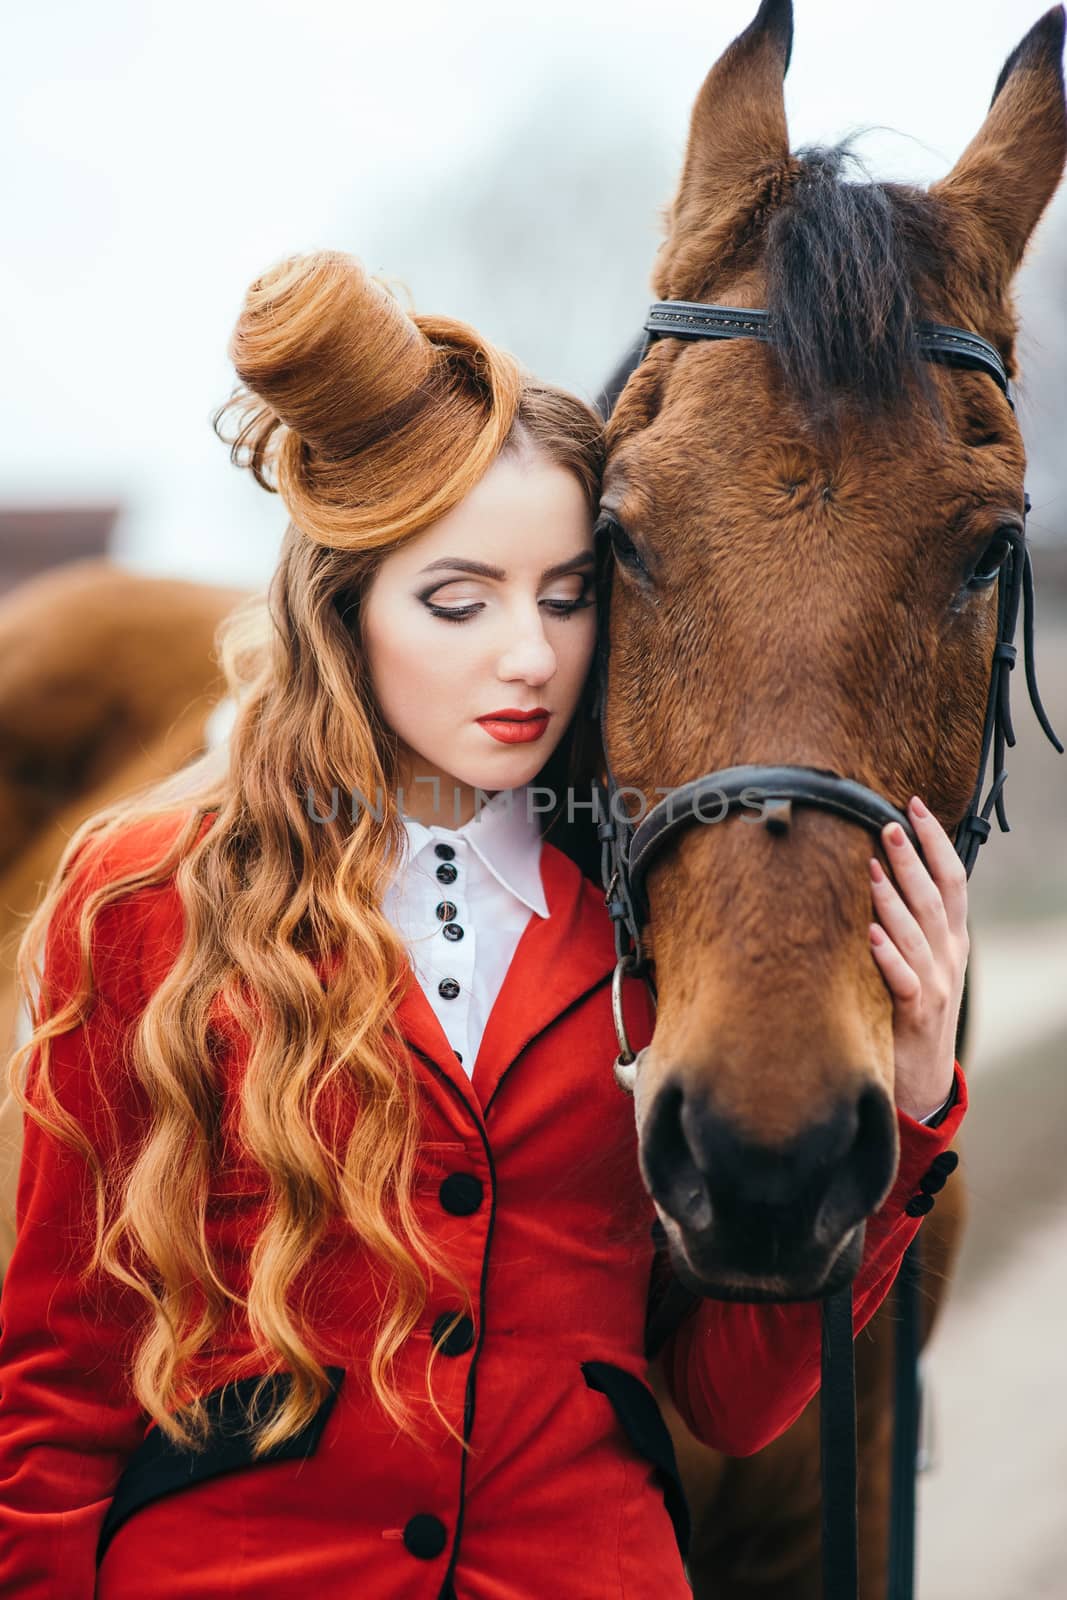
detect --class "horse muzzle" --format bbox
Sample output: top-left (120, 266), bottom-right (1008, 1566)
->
top-left (637, 1073), bottom-right (898, 1298)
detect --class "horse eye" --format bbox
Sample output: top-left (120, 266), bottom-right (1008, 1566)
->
top-left (596, 515), bottom-right (649, 579)
top-left (967, 529), bottom-right (1016, 589)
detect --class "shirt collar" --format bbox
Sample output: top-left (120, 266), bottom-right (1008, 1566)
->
top-left (399, 785), bottom-right (549, 919)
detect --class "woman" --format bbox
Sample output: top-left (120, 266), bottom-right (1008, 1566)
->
top-left (0, 251), bottom-right (967, 1598)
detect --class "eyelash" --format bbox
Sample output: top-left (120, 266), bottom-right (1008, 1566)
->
top-left (424, 595), bottom-right (595, 624)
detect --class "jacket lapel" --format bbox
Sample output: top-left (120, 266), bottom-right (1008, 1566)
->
top-left (391, 964), bottom-right (484, 1121)
top-left (470, 843), bottom-right (616, 1110)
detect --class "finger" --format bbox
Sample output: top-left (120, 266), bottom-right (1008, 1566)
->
top-left (868, 924), bottom-right (921, 1003)
top-left (880, 820), bottom-right (950, 948)
top-left (870, 857), bottom-right (939, 982)
top-left (905, 795), bottom-right (969, 935)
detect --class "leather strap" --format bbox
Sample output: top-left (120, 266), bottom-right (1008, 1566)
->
top-left (626, 765), bottom-right (918, 928)
top-left (642, 302), bottom-right (1010, 397)
top-left (821, 1289), bottom-right (859, 1596)
top-left (888, 1237), bottom-right (923, 1599)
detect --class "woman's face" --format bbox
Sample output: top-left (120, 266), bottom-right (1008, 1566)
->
top-left (361, 446), bottom-right (597, 826)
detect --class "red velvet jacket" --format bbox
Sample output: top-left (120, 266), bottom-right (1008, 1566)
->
top-left (0, 813), bottom-right (967, 1599)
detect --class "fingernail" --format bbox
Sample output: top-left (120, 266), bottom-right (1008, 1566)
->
top-left (869, 923), bottom-right (885, 944)
top-left (910, 795), bottom-right (928, 818)
top-left (869, 858), bottom-right (884, 882)
top-left (888, 823), bottom-right (906, 847)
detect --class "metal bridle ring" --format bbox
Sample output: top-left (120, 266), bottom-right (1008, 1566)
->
top-left (611, 954), bottom-right (639, 1094)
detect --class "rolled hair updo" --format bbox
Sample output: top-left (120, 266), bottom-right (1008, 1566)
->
top-left (11, 250), bottom-right (606, 1454)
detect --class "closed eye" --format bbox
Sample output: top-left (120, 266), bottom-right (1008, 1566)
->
top-left (423, 577), bottom-right (595, 624)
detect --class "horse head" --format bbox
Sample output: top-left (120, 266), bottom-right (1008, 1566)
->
top-left (601, 0), bottom-right (1066, 1298)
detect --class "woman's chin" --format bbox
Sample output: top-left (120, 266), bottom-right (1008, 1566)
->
top-left (444, 742), bottom-right (563, 796)
top-left (457, 759), bottom-right (546, 800)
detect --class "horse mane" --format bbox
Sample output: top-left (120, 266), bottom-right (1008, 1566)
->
top-left (764, 143), bottom-right (944, 417)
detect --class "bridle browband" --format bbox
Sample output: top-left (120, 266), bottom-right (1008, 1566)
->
top-left (596, 300), bottom-right (1063, 1084)
top-left (644, 300), bottom-right (1012, 389)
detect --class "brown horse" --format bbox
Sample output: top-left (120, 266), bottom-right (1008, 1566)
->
top-left (600, 0), bottom-right (1063, 1592)
top-left (0, 560), bottom-right (240, 1263)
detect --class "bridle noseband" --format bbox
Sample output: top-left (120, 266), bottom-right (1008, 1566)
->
top-left (595, 300), bottom-right (1063, 1086)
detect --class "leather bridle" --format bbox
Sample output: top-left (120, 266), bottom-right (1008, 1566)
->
top-left (593, 299), bottom-right (1063, 1600)
top-left (595, 299), bottom-right (1063, 1084)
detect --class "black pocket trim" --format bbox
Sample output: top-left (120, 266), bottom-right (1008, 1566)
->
top-left (97, 1366), bottom-right (345, 1562)
top-left (581, 1360), bottom-right (690, 1559)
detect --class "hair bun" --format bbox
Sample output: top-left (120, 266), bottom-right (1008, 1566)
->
top-left (229, 251), bottom-right (435, 455)
top-left (214, 250), bottom-right (523, 550)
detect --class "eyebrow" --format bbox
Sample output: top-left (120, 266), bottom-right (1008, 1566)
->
top-left (416, 551), bottom-right (595, 582)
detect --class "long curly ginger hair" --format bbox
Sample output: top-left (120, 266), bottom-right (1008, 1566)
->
top-left (9, 250), bottom-right (605, 1453)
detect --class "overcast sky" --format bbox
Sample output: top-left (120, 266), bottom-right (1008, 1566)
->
top-left (3, 0), bottom-right (1064, 587)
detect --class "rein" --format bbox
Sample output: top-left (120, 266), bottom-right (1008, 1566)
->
top-left (595, 300), bottom-right (1063, 1598)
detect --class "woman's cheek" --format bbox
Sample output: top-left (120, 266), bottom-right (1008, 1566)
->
top-left (370, 616), bottom-right (457, 738)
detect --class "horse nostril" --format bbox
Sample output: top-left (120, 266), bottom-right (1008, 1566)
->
top-left (640, 1083), bottom-right (714, 1232)
top-left (812, 1083), bottom-right (897, 1243)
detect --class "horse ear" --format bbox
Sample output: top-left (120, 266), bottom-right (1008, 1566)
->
top-left (655, 0), bottom-right (793, 299)
top-left (931, 6), bottom-right (1067, 283)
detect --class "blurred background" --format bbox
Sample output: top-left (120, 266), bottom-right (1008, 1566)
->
top-left (2, 1), bottom-right (1065, 1593)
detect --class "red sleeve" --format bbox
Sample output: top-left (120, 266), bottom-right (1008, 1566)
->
top-left (660, 1059), bottom-right (968, 1456)
top-left (0, 844), bottom-right (154, 1597)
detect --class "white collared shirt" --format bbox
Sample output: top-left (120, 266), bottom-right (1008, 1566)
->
top-left (381, 785), bottom-right (548, 1078)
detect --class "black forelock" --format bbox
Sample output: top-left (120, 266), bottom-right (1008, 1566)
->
top-left (763, 144), bottom-right (943, 419)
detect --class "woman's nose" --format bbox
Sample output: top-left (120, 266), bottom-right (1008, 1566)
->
top-left (497, 613), bottom-right (557, 684)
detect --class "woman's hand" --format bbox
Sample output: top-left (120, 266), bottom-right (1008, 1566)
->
top-left (867, 794), bottom-right (969, 1122)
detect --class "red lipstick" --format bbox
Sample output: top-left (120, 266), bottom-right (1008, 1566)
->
top-left (476, 707), bottom-right (551, 745)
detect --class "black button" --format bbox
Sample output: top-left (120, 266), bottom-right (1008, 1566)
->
top-left (454, 1050), bottom-right (463, 1064)
top-left (438, 1177), bottom-right (483, 1209)
top-left (442, 922), bottom-right (464, 942)
top-left (431, 1312), bottom-right (476, 1356)
top-left (435, 900), bottom-right (458, 922)
top-left (403, 1513), bottom-right (447, 1560)
top-left (434, 843), bottom-right (456, 860)
top-left (438, 978), bottom-right (460, 1000)
top-left (439, 1172), bottom-right (483, 1215)
top-left (436, 862), bottom-right (458, 885)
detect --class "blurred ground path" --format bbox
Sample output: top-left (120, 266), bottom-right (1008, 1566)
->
top-left (965, 915), bottom-right (1067, 1078)
top-left (917, 915), bottom-right (1067, 1599)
